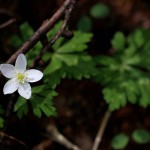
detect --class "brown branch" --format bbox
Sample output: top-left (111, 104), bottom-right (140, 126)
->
top-left (46, 124), bottom-right (81, 150)
top-left (0, 18), bottom-right (17, 30)
top-left (92, 110), bottom-right (111, 150)
top-left (0, 131), bottom-right (29, 149)
top-left (30, 0), bottom-right (76, 68)
top-left (6, 0), bottom-right (77, 64)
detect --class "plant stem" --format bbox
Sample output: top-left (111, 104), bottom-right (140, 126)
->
top-left (92, 110), bottom-right (111, 150)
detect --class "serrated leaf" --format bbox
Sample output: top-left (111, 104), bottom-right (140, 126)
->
top-left (44, 56), bottom-right (62, 75)
top-left (32, 85), bottom-right (46, 93)
top-left (111, 32), bottom-right (126, 51)
top-left (124, 55), bottom-right (141, 65)
top-left (45, 69), bottom-right (66, 88)
top-left (122, 81), bottom-right (139, 104)
top-left (111, 133), bottom-right (129, 149)
top-left (30, 89), bottom-right (57, 118)
top-left (40, 104), bottom-right (56, 117)
top-left (14, 97), bottom-right (27, 112)
top-left (127, 29), bottom-right (145, 48)
top-left (65, 57), bottom-right (96, 80)
top-left (14, 96), bottom-right (28, 119)
top-left (16, 103), bottom-right (28, 119)
top-left (132, 129), bottom-right (150, 144)
top-left (33, 107), bottom-right (42, 118)
top-left (138, 78), bottom-right (150, 107)
top-left (55, 54), bottom-right (79, 66)
top-left (90, 3), bottom-right (110, 19)
top-left (94, 55), bottom-right (117, 66)
top-left (103, 88), bottom-right (126, 111)
top-left (56, 31), bottom-right (93, 53)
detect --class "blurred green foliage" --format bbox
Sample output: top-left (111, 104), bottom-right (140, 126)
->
top-left (94, 29), bottom-right (150, 111)
top-left (90, 3), bottom-right (110, 19)
top-left (111, 133), bottom-right (129, 149)
top-left (111, 128), bottom-right (150, 149)
top-left (132, 129), bottom-right (150, 144)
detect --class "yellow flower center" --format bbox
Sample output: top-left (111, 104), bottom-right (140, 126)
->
top-left (16, 73), bottom-right (26, 83)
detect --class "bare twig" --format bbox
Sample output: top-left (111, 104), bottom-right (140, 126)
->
top-left (30, 0), bottom-right (76, 67)
top-left (6, 0), bottom-right (77, 64)
top-left (92, 110), bottom-right (111, 150)
top-left (46, 124), bottom-right (81, 150)
top-left (0, 18), bottom-right (17, 29)
top-left (0, 131), bottom-right (29, 149)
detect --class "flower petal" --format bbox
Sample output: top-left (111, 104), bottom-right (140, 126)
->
top-left (3, 78), bottom-right (19, 94)
top-left (25, 69), bottom-right (43, 83)
top-left (15, 54), bottom-right (27, 71)
top-left (0, 64), bottom-right (15, 78)
top-left (18, 82), bottom-right (31, 99)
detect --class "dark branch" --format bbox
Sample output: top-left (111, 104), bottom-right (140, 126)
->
top-left (6, 0), bottom-right (76, 64)
top-left (0, 18), bottom-right (17, 30)
top-left (31, 0), bottom-right (76, 67)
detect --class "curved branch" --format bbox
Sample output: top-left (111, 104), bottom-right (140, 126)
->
top-left (31, 0), bottom-right (76, 67)
top-left (6, 0), bottom-right (77, 64)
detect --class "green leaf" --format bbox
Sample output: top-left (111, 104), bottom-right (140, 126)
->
top-left (33, 107), bottom-right (42, 118)
top-left (94, 55), bottom-right (118, 67)
top-left (103, 88), bottom-right (126, 111)
top-left (121, 81), bottom-right (139, 104)
top-left (52, 37), bottom-right (65, 50)
top-left (90, 3), bottom-right (110, 19)
top-left (132, 129), bottom-right (150, 144)
top-left (30, 91), bottom-right (57, 118)
top-left (0, 117), bottom-right (4, 128)
top-left (10, 22), bottom-right (34, 48)
top-left (77, 15), bottom-right (92, 32)
top-left (40, 104), bottom-right (56, 117)
top-left (16, 102), bottom-right (28, 119)
top-left (138, 78), bottom-right (150, 107)
top-left (32, 85), bottom-right (46, 93)
top-left (65, 57), bottom-right (96, 80)
top-left (47, 21), bottom-right (63, 40)
top-left (111, 133), bottom-right (129, 149)
top-left (57, 31), bottom-right (93, 53)
top-left (14, 97), bottom-right (27, 112)
top-left (55, 54), bottom-right (79, 66)
top-left (44, 56), bottom-right (62, 75)
top-left (127, 29), bottom-right (145, 48)
top-left (111, 32), bottom-right (126, 51)
top-left (25, 42), bottom-right (42, 65)
top-left (20, 22), bottom-right (34, 40)
top-left (14, 97), bottom-right (28, 119)
top-left (45, 69), bottom-right (66, 88)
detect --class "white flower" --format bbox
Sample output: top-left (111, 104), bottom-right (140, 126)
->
top-left (0, 53), bottom-right (43, 99)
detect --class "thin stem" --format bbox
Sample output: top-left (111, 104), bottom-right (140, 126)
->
top-left (46, 124), bottom-right (81, 150)
top-left (92, 110), bottom-right (111, 150)
top-left (31, 0), bottom-right (76, 67)
top-left (0, 18), bottom-right (17, 30)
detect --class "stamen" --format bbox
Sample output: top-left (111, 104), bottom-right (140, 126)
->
top-left (16, 73), bottom-right (26, 83)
